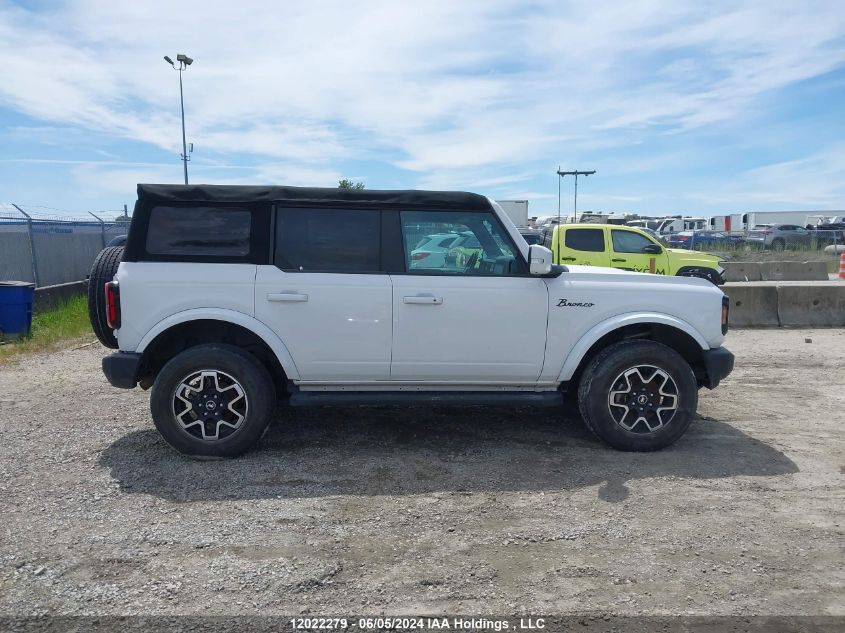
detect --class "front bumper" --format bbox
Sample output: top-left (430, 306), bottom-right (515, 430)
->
top-left (102, 352), bottom-right (142, 389)
top-left (701, 346), bottom-right (734, 389)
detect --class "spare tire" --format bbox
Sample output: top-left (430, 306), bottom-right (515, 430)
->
top-left (88, 246), bottom-right (124, 349)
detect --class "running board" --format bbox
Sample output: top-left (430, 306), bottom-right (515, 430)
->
top-left (287, 391), bottom-right (564, 408)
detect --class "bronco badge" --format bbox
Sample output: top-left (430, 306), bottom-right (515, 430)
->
top-left (557, 299), bottom-right (595, 307)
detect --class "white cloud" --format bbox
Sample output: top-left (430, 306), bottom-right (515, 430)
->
top-left (688, 143), bottom-right (845, 209)
top-left (0, 0), bottom-right (844, 205)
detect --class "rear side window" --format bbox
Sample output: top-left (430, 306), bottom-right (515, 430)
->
top-left (275, 208), bottom-right (381, 272)
top-left (564, 228), bottom-right (605, 252)
top-left (146, 206), bottom-right (251, 256)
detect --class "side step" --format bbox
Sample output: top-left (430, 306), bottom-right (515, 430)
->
top-left (287, 391), bottom-right (564, 408)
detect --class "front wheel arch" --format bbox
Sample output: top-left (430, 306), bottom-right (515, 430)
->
top-left (562, 322), bottom-right (706, 399)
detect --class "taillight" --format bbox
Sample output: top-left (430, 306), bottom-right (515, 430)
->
top-left (412, 252), bottom-right (430, 261)
top-left (677, 235), bottom-right (690, 241)
top-left (721, 295), bottom-right (729, 334)
top-left (105, 281), bottom-right (121, 329)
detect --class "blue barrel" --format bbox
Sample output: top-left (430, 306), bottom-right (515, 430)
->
top-left (0, 281), bottom-right (36, 339)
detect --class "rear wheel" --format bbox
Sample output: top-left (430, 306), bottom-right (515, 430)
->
top-left (577, 340), bottom-right (698, 451)
top-left (150, 344), bottom-right (275, 458)
top-left (771, 238), bottom-right (785, 252)
top-left (87, 246), bottom-right (123, 348)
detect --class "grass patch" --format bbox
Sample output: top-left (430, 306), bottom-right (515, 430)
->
top-left (678, 243), bottom-right (841, 273)
top-left (0, 294), bottom-right (93, 363)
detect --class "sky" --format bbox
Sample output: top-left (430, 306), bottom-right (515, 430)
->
top-left (1, 0), bottom-right (844, 219)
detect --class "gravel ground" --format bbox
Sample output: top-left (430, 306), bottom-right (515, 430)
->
top-left (0, 329), bottom-right (842, 617)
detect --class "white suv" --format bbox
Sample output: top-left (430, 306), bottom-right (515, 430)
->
top-left (90, 184), bottom-right (733, 457)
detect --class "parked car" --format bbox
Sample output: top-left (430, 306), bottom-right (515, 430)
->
top-left (667, 231), bottom-right (744, 251)
top-left (410, 232), bottom-right (462, 268)
top-left (92, 184), bottom-right (733, 457)
top-left (542, 224), bottom-right (726, 284)
top-left (637, 227), bottom-right (664, 242)
top-left (519, 228), bottom-right (543, 245)
top-left (745, 224), bottom-right (816, 251)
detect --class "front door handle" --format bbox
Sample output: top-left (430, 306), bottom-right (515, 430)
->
top-left (267, 292), bottom-right (308, 302)
top-left (560, 256), bottom-right (576, 261)
top-left (403, 295), bottom-right (443, 305)
top-left (611, 258), bottom-right (626, 262)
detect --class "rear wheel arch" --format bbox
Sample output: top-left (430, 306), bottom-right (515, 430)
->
top-left (138, 317), bottom-right (293, 393)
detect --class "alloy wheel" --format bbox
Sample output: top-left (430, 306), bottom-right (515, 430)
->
top-left (172, 369), bottom-right (248, 441)
top-left (607, 365), bottom-right (679, 433)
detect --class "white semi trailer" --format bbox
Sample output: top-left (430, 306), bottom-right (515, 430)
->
top-left (495, 200), bottom-right (529, 227)
top-left (709, 214), bottom-right (743, 231)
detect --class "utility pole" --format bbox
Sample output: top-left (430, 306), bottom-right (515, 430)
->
top-left (556, 169), bottom-right (596, 223)
top-left (163, 54), bottom-right (194, 184)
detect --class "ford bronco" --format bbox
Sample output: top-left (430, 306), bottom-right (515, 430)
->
top-left (90, 184), bottom-right (733, 457)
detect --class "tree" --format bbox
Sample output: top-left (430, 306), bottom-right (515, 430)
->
top-left (338, 179), bottom-right (365, 190)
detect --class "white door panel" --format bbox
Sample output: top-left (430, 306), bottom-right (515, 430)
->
top-left (255, 267), bottom-right (391, 381)
top-left (390, 275), bottom-right (548, 382)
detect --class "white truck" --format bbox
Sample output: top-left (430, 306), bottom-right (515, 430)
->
top-left (89, 184), bottom-right (733, 458)
top-left (495, 199), bottom-right (529, 228)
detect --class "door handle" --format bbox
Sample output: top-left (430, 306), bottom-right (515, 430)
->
top-left (560, 257), bottom-right (576, 261)
top-left (403, 295), bottom-right (443, 305)
top-left (267, 292), bottom-right (308, 302)
top-left (611, 258), bottom-right (626, 262)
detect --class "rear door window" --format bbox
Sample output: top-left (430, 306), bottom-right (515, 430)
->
top-left (564, 228), bottom-right (605, 252)
top-left (275, 208), bottom-right (381, 272)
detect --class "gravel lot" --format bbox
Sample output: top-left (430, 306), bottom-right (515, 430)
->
top-left (0, 329), bottom-right (842, 617)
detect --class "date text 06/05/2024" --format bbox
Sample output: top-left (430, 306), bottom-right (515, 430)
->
top-left (289, 616), bottom-right (547, 630)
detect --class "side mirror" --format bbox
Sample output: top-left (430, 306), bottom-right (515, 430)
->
top-left (642, 243), bottom-right (662, 254)
top-left (528, 244), bottom-right (553, 275)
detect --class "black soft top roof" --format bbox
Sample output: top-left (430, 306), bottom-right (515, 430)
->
top-left (137, 184), bottom-right (491, 210)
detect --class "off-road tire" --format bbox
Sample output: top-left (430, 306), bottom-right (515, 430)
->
top-left (577, 340), bottom-right (698, 451)
top-left (87, 246), bottom-right (123, 349)
top-left (150, 344), bottom-right (275, 458)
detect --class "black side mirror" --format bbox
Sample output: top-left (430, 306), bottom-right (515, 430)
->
top-left (642, 243), bottom-right (662, 254)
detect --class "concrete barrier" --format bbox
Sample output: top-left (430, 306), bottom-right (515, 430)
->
top-left (777, 285), bottom-right (845, 327)
top-left (724, 285), bottom-right (780, 327)
top-left (759, 261), bottom-right (829, 281)
top-left (33, 280), bottom-right (87, 315)
top-left (722, 261), bottom-right (762, 282)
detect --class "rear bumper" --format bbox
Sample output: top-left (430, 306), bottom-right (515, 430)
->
top-left (102, 352), bottom-right (142, 389)
top-left (701, 346), bottom-right (734, 389)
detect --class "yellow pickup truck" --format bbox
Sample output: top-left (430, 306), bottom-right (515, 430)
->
top-left (541, 224), bottom-right (725, 284)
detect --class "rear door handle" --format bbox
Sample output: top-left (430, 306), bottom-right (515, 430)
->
top-left (403, 295), bottom-right (443, 305)
top-left (267, 292), bottom-right (308, 302)
top-left (611, 258), bottom-right (626, 262)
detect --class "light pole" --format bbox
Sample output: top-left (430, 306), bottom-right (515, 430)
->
top-left (163, 54), bottom-right (194, 185)
top-left (557, 169), bottom-right (596, 223)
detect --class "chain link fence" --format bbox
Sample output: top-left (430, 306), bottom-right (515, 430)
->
top-left (0, 203), bottom-right (130, 287)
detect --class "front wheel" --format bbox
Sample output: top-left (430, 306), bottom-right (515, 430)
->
top-left (150, 344), bottom-right (275, 458)
top-left (577, 340), bottom-right (698, 451)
